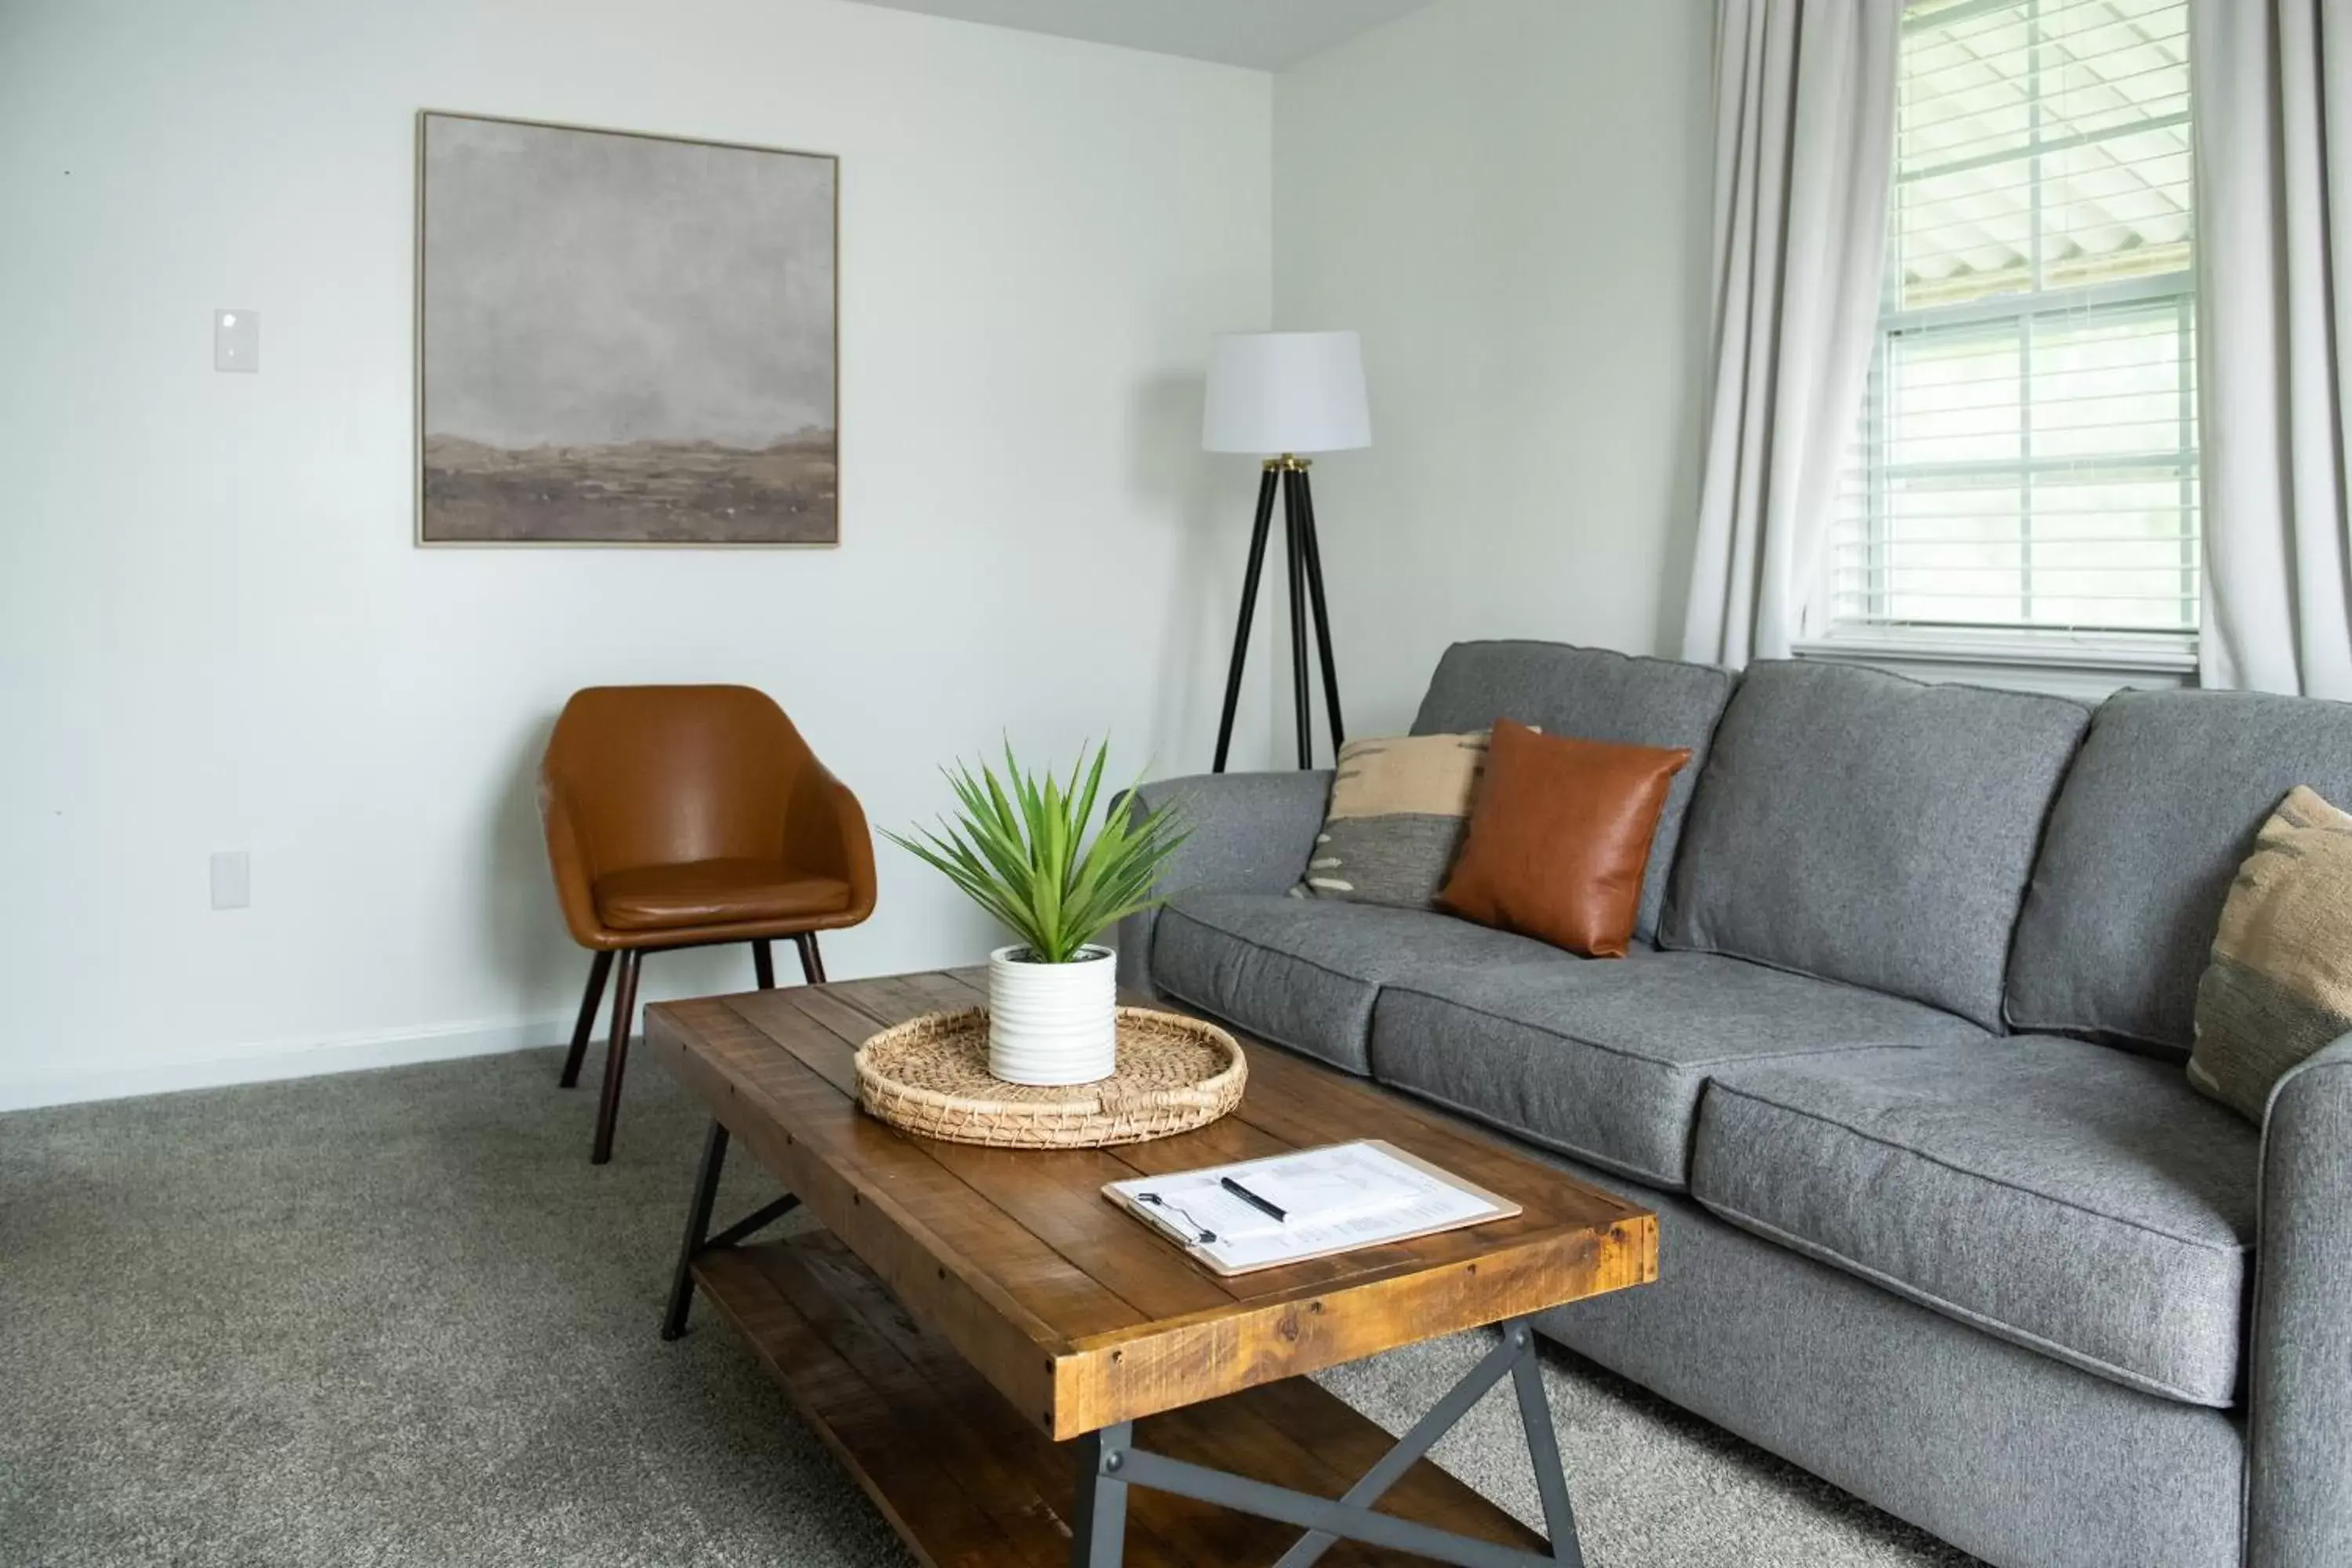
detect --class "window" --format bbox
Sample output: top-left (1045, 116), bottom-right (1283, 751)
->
top-left (1826, 0), bottom-right (2197, 652)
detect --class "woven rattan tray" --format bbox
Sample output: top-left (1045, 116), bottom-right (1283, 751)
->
top-left (854, 1007), bottom-right (1247, 1149)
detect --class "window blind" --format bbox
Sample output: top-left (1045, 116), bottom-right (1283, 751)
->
top-left (1830, 0), bottom-right (2198, 639)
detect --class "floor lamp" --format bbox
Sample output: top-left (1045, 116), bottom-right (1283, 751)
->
top-left (1203, 331), bottom-right (1372, 771)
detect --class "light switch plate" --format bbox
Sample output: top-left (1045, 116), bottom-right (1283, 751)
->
top-left (213, 309), bottom-right (259, 372)
top-left (210, 851), bottom-right (250, 910)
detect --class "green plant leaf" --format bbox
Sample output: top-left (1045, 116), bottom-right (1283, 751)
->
top-left (881, 740), bottom-right (1191, 962)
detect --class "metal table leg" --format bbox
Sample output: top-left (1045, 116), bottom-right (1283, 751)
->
top-left (1511, 1326), bottom-right (1586, 1567)
top-left (1069, 1421), bottom-right (1132, 1567)
top-left (659, 1116), bottom-right (800, 1341)
top-left (1067, 1318), bottom-right (1584, 1568)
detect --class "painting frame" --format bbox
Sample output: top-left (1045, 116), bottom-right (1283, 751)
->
top-left (412, 109), bottom-right (841, 550)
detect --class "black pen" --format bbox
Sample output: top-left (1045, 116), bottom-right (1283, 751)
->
top-left (1221, 1176), bottom-right (1286, 1223)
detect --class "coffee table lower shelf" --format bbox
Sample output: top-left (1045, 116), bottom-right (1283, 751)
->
top-left (689, 1231), bottom-right (1551, 1568)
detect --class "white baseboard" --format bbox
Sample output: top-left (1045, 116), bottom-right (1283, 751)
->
top-left (0, 1014), bottom-right (570, 1113)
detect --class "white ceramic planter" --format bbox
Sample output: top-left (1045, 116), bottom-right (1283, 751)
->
top-left (987, 944), bottom-right (1117, 1085)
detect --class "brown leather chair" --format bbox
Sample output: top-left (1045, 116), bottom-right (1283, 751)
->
top-left (539, 685), bottom-right (875, 1163)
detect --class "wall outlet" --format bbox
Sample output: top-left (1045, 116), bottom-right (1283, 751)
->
top-left (209, 851), bottom-right (250, 910)
top-left (213, 309), bottom-right (258, 372)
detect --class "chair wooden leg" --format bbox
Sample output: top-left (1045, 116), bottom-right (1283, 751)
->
top-left (559, 951), bottom-right (614, 1089)
top-left (753, 939), bottom-right (776, 989)
top-left (795, 932), bottom-right (827, 985)
top-left (592, 949), bottom-right (643, 1166)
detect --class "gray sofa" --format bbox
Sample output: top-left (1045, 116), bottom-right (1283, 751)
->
top-left (1116, 640), bottom-right (2352, 1568)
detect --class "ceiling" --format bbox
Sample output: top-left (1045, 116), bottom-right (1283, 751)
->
top-left (835, 0), bottom-right (1441, 70)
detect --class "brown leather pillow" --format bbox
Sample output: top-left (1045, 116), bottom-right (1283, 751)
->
top-left (1438, 720), bottom-right (1692, 959)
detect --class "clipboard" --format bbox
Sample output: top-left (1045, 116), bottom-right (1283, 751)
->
top-left (1102, 1139), bottom-right (1522, 1278)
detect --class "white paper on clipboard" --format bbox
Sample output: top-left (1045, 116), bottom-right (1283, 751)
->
top-left (1103, 1139), bottom-right (1519, 1276)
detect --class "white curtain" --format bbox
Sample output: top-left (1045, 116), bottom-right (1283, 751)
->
top-left (1683, 0), bottom-right (1902, 668)
top-left (2194, 0), bottom-right (2352, 698)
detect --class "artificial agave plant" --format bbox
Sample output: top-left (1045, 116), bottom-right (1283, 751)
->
top-left (885, 741), bottom-right (1188, 964)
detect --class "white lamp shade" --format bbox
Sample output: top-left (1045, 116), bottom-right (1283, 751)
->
top-left (1202, 331), bottom-right (1371, 455)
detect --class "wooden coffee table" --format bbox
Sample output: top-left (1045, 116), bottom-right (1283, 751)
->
top-left (645, 968), bottom-right (1656, 1568)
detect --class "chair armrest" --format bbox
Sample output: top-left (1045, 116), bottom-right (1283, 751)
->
top-left (821, 770), bottom-right (878, 924)
top-left (537, 773), bottom-right (606, 949)
top-left (782, 760), bottom-right (877, 926)
top-left (1112, 769), bottom-right (1332, 998)
top-left (2249, 1029), bottom-right (2352, 1566)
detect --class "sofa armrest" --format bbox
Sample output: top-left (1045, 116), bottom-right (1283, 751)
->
top-left (1112, 769), bottom-right (1332, 998)
top-left (2249, 1029), bottom-right (2352, 1566)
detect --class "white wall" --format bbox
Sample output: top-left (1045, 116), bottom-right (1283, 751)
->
top-left (1271, 0), bottom-right (1715, 741)
top-left (0, 0), bottom-right (1272, 1107)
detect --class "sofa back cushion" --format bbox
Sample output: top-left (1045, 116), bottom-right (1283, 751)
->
top-left (2006, 689), bottom-right (2352, 1057)
top-left (1661, 660), bottom-right (2089, 1030)
top-left (1411, 641), bottom-right (1735, 942)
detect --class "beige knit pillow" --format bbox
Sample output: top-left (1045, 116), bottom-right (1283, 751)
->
top-left (2188, 786), bottom-right (2352, 1121)
top-left (1294, 732), bottom-right (1498, 909)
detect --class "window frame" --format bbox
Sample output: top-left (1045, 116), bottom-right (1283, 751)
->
top-left (1801, 0), bottom-right (2200, 673)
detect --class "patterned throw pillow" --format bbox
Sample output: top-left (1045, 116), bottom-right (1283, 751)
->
top-left (1295, 732), bottom-right (1498, 909)
top-left (2188, 786), bottom-right (2352, 1121)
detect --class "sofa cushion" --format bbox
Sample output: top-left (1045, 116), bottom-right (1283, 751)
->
top-left (1148, 892), bottom-right (1567, 1074)
top-left (1367, 951), bottom-right (1986, 1189)
top-left (1661, 660), bottom-right (2088, 1031)
top-left (2007, 688), bottom-right (2352, 1058)
top-left (1691, 1037), bottom-right (2258, 1406)
top-left (1410, 641), bottom-right (1735, 944)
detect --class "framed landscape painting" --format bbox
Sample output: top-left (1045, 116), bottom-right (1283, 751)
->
top-left (416, 111), bottom-right (838, 546)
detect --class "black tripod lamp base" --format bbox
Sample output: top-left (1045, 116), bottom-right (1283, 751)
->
top-left (1210, 456), bottom-right (1345, 773)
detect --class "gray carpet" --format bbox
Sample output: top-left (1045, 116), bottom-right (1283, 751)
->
top-left (0, 1049), bottom-right (1981, 1567)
